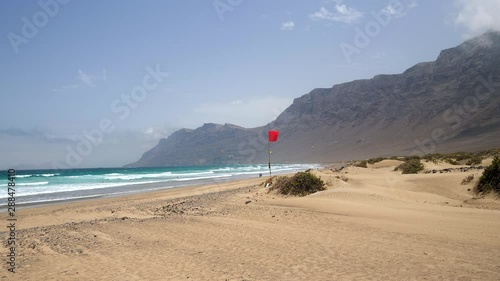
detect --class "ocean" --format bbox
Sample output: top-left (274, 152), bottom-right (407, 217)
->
top-left (1, 164), bottom-right (317, 206)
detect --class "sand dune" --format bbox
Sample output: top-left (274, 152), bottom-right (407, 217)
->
top-left (2, 161), bottom-right (500, 280)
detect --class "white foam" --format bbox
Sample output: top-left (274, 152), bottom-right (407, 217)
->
top-left (103, 172), bottom-right (172, 180)
top-left (0, 164), bottom-right (319, 200)
top-left (0, 180), bottom-right (168, 199)
top-left (173, 174), bottom-right (231, 181)
top-left (172, 171), bottom-right (215, 177)
top-left (38, 173), bottom-right (59, 177)
top-left (17, 181), bottom-right (49, 186)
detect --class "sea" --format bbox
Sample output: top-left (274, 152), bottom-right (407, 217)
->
top-left (1, 164), bottom-right (317, 206)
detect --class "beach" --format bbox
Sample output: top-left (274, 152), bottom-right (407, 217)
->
top-left (2, 160), bottom-right (500, 280)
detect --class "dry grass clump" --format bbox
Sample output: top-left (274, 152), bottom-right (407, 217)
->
top-left (335, 175), bottom-right (349, 182)
top-left (461, 174), bottom-right (474, 185)
top-left (269, 171), bottom-right (326, 196)
top-left (394, 159), bottom-right (424, 174)
top-left (353, 160), bottom-right (368, 168)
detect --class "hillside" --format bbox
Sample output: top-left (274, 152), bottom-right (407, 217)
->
top-left (126, 31), bottom-right (500, 167)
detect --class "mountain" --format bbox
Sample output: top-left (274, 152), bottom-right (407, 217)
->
top-left (125, 31), bottom-right (500, 167)
top-left (126, 123), bottom-right (263, 167)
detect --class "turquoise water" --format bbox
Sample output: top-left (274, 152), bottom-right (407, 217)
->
top-left (0, 164), bottom-right (316, 205)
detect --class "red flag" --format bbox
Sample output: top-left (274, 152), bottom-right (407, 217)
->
top-left (268, 130), bottom-right (279, 142)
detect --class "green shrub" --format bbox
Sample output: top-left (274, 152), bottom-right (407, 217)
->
top-left (395, 159), bottom-right (424, 174)
top-left (452, 152), bottom-right (473, 161)
top-left (269, 171), bottom-right (326, 196)
top-left (354, 160), bottom-right (368, 168)
top-left (269, 176), bottom-right (290, 194)
top-left (417, 149), bottom-right (500, 165)
top-left (423, 153), bottom-right (443, 164)
top-left (367, 157), bottom-right (386, 164)
top-left (403, 155), bottom-right (421, 161)
top-left (475, 156), bottom-right (500, 194)
top-left (466, 156), bottom-right (483, 166)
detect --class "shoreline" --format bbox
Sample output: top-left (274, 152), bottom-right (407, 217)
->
top-left (3, 166), bottom-right (313, 211)
top-left (0, 175), bottom-right (273, 225)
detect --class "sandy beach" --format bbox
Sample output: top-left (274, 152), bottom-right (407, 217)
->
top-left (2, 160), bottom-right (500, 280)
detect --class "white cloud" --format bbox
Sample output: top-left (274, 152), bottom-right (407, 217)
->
top-left (371, 52), bottom-right (386, 60)
top-left (77, 69), bottom-right (107, 87)
top-left (309, 3), bottom-right (363, 24)
top-left (381, 2), bottom-right (406, 18)
top-left (52, 84), bottom-right (79, 92)
top-left (141, 126), bottom-right (172, 142)
top-left (454, 0), bottom-right (500, 38)
top-left (185, 96), bottom-right (293, 128)
top-left (77, 70), bottom-right (97, 87)
top-left (281, 21), bottom-right (295, 31)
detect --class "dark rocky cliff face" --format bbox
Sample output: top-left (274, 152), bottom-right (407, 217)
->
top-left (126, 31), bottom-right (500, 167)
top-left (126, 123), bottom-right (264, 167)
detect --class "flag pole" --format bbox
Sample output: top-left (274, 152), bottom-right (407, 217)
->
top-left (268, 141), bottom-right (272, 178)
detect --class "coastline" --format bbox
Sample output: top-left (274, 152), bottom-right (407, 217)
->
top-left (1, 174), bottom-right (274, 216)
top-left (2, 162), bottom-right (500, 280)
top-left (2, 164), bottom-right (318, 209)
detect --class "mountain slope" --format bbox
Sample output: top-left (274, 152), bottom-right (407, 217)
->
top-left (126, 31), bottom-right (500, 167)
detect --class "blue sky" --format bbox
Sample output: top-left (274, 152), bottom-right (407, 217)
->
top-left (1, 0), bottom-right (499, 169)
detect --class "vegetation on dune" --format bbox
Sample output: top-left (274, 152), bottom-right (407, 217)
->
top-left (423, 153), bottom-right (443, 163)
top-left (353, 160), bottom-right (368, 168)
top-left (341, 148), bottom-right (499, 178)
top-left (335, 175), bottom-right (349, 182)
top-left (367, 157), bottom-right (386, 164)
top-left (403, 155), bottom-right (421, 161)
top-left (466, 156), bottom-right (483, 166)
top-left (445, 158), bottom-right (460, 165)
top-left (449, 152), bottom-right (473, 161)
top-left (461, 174), bottom-right (475, 185)
top-left (475, 156), bottom-right (500, 195)
top-left (269, 171), bottom-right (326, 196)
top-left (417, 149), bottom-right (500, 165)
top-left (394, 159), bottom-right (424, 174)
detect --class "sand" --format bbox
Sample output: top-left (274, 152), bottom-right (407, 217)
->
top-left (2, 160), bottom-right (500, 280)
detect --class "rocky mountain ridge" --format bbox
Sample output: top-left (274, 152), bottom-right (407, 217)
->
top-left (126, 31), bottom-right (500, 167)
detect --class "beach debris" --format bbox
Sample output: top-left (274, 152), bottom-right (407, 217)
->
top-left (245, 200), bottom-right (252, 204)
top-left (154, 199), bottom-right (210, 217)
